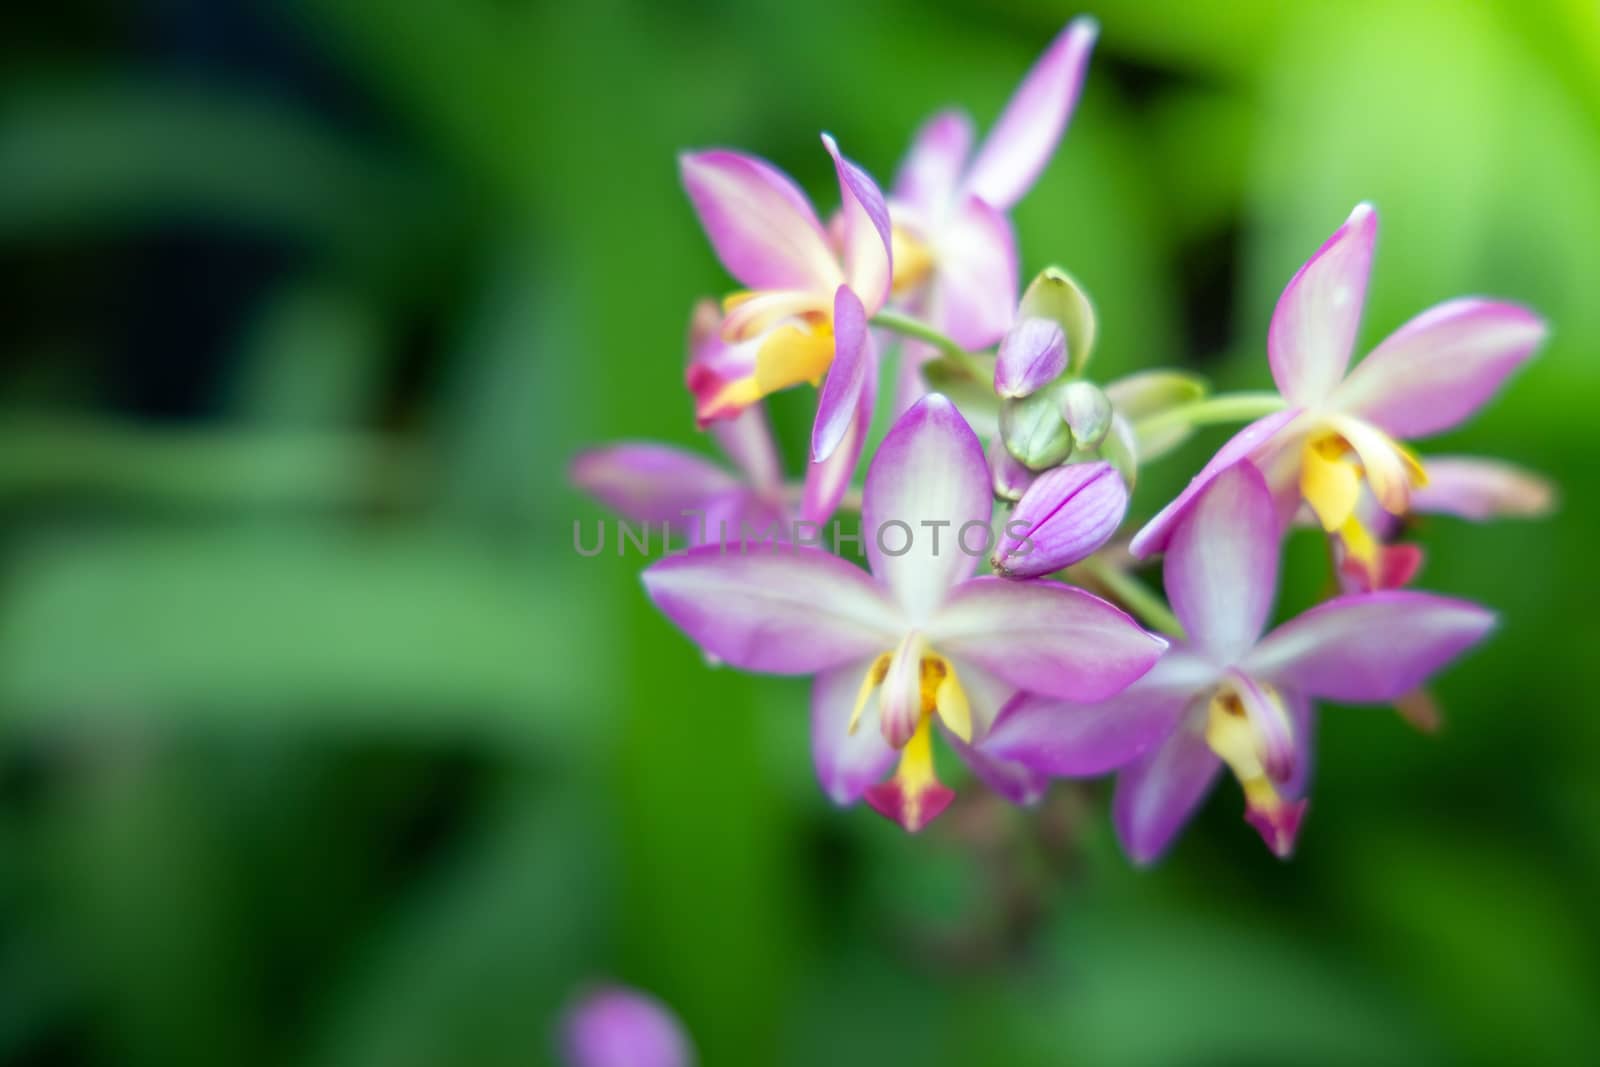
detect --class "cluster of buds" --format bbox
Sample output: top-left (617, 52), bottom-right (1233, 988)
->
top-left (572, 15), bottom-right (1551, 864)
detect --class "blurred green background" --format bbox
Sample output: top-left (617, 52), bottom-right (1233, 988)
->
top-left (2, 1), bottom-right (1597, 1064)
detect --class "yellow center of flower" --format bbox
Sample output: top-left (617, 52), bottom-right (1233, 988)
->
top-left (1299, 421), bottom-right (1428, 572)
top-left (694, 290), bottom-right (836, 420)
top-left (848, 636), bottom-right (973, 831)
top-left (1204, 685), bottom-right (1290, 819)
top-left (890, 224), bottom-right (936, 294)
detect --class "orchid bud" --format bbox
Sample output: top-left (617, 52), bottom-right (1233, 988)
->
top-left (1018, 266), bottom-right (1097, 374)
top-left (988, 437), bottom-right (1037, 501)
top-left (1104, 370), bottom-right (1208, 461)
top-left (1057, 379), bottom-right (1113, 451)
top-left (991, 462), bottom-right (1128, 578)
top-left (994, 316), bottom-right (1067, 399)
top-left (1099, 414), bottom-right (1140, 489)
top-left (1000, 386), bottom-right (1073, 470)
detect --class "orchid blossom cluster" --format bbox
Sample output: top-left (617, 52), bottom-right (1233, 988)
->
top-left (572, 17), bottom-right (1551, 862)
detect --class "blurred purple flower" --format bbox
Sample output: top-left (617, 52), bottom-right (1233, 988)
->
top-left (561, 985), bottom-right (693, 1067)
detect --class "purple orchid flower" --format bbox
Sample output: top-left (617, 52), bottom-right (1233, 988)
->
top-left (890, 17), bottom-right (1098, 352)
top-left (679, 136), bottom-right (891, 465)
top-left (1131, 203), bottom-right (1547, 575)
top-left (994, 461), bottom-right (1494, 862)
top-left (561, 985), bottom-right (693, 1067)
top-left (576, 302), bottom-right (872, 533)
top-left (642, 395), bottom-right (1166, 831)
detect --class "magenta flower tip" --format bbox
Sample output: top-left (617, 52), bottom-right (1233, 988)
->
top-left (562, 985), bottom-right (693, 1067)
top-left (1245, 798), bottom-right (1308, 860)
top-left (865, 777), bottom-right (955, 833)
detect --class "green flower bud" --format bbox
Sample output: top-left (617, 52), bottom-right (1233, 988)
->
top-left (1001, 387), bottom-right (1074, 470)
top-left (1057, 379), bottom-right (1113, 452)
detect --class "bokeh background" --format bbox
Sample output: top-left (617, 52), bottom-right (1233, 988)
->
top-left (2, 1), bottom-right (1598, 1064)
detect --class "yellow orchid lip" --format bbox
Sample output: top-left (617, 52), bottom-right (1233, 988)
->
top-left (1202, 675), bottom-right (1304, 857)
top-left (1299, 418), bottom-right (1429, 566)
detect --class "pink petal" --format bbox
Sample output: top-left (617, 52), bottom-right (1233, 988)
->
top-left (1129, 408), bottom-right (1303, 558)
top-left (994, 316), bottom-right (1067, 399)
top-left (812, 286), bottom-right (874, 462)
top-left (801, 332), bottom-right (878, 526)
top-left (1410, 456), bottom-right (1556, 521)
top-left (1112, 707), bottom-right (1221, 865)
top-left (964, 17), bottom-right (1098, 212)
top-left (1267, 202), bottom-right (1377, 406)
top-left (1243, 591), bottom-right (1495, 703)
top-left (1331, 298), bottom-right (1547, 439)
top-left (562, 985), bottom-right (693, 1067)
top-left (947, 734), bottom-right (1050, 807)
top-left (931, 194), bottom-right (1018, 350)
top-left (1163, 461), bottom-right (1281, 663)
top-left (991, 462), bottom-right (1127, 578)
top-left (861, 394), bottom-right (993, 622)
top-left (927, 577), bottom-right (1167, 702)
top-left (679, 150), bottom-right (841, 293)
top-left (821, 134), bottom-right (893, 313)
top-left (642, 545), bottom-right (902, 673)
top-left (710, 406), bottom-right (783, 493)
top-left (892, 109), bottom-right (976, 218)
top-left (570, 444), bottom-right (741, 527)
top-left (811, 656), bottom-right (899, 804)
top-left (981, 648), bottom-right (1214, 776)
top-left (1281, 687), bottom-right (1316, 801)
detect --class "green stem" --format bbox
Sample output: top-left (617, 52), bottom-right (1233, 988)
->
top-left (870, 310), bottom-right (990, 381)
top-left (1076, 557), bottom-right (1185, 639)
top-left (1131, 391), bottom-right (1287, 441)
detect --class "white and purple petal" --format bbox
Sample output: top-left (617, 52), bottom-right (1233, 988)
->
top-left (927, 577), bottom-right (1167, 702)
top-left (821, 133), bottom-right (894, 313)
top-left (1163, 461), bottom-right (1281, 663)
top-left (964, 17), bottom-right (1098, 212)
top-left (1129, 407), bottom-right (1303, 558)
top-left (1267, 202), bottom-right (1377, 406)
top-left (571, 444), bottom-right (741, 528)
top-left (642, 545), bottom-right (902, 673)
top-left (931, 194), bottom-right (1018, 350)
top-left (811, 657), bottom-right (898, 805)
top-left (1332, 298), bottom-right (1546, 439)
top-left (1410, 456), bottom-right (1556, 521)
top-left (892, 109), bottom-right (975, 219)
top-left (994, 316), bottom-right (1067, 399)
top-left (861, 394), bottom-right (993, 622)
top-left (812, 285), bottom-right (874, 462)
top-left (1244, 591), bottom-right (1495, 703)
top-left (1112, 705), bottom-right (1222, 865)
top-left (679, 150), bottom-right (840, 293)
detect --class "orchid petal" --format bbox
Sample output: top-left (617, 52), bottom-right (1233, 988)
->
top-left (932, 194), bottom-right (1018, 350)
top-left (994, 316), bottom-right (1067, 399)
top-left (1411, 456), bottom-right (1556, 520)
top-left (710, 406), bottom-right (783, 492)
top-left (1281, 687), bottom-right (1315, 801)
top-left (965, 17), bottom-right (1098, 212)
top-left (1129, 408), bottom-right (1303, 558)
top-left (721, 288), bottom-right (830, 341)
top-left (801, 333), bottom-right (878, 526)
top-left (1332, 299), bottom-right (1547, 439)
top-left (679, 150), bottom-right (840, 292)
top-left (812, 656), bottom-right (898, 804)
top-left (822, 134), bottom-right (893, 312)
top-left (946, 728), bottom-right (1050, 807)
top-left (928, 577), bottom-right (1167, 702)
top-left (982, 648), bottom-right (1215, 776)
top-left (861, 394), bottom-right (992, 621)
top-left (642, 545), bottom-right (902, 673)
top-left (892, 109), bottom-right (976, 218)
top-left (1244, 591), bottom-right (1494, 702)
top-left (1112, 707), bottom-right (1222, 865)
top-left (1164, 461), bottom-right (1281, 662)
top-left (812, 286), bottom-right (873, 462)
top-left (571, 444), bottom-right (741, 527)
top-left (1268, 203), bottom-right (1377, 406)
top-left (991, 462), bottom-right (1127, 578)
